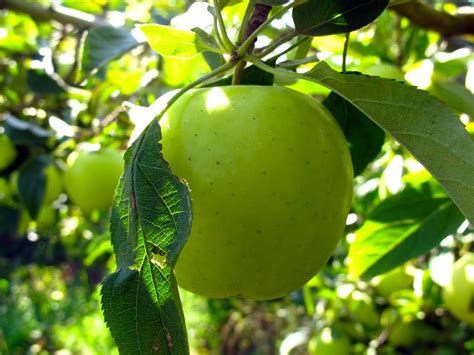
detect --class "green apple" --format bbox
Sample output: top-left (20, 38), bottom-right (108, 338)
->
top-left (442, 253), bottom-right (474, 325)
top-left (64, 148), bottom-right (123, 212)
top-left (372, 267), bottom-right (413, 299)
top-left (35, 205), bottom-right (56, 231)
top-left (387, 320), bottom-right (419, 347)
top-left (348, 290), bottom-right (379, 328)
top-left (0, 133), bottom-right (17, 171)
top-left (0, 178), bottom-right (13, 205)
top-left (43, 165), bottom-right (63, 203)
top-left (363, 63), bottom-right (405, 81)
top-left (160, 85), bottom-right (353, 300)
top-left (308, 327), bottom-right (350, 355)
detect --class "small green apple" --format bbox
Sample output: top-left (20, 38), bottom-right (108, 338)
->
top-left (442, 253), bottom-right (474, 325)
top-left (43, 165), bottom-right (63, 204)
top-left (308, 327), bottom-right (350, 355)
top-left (372, 267), bottom-right (413, 299)
top-left (35, 205), bottom-right (56, 231)
top-left (0, 133), bottom-right (17, 171)
top-left (387, 319), bottom-right (419, 347)
top-left (160, 85), bottom-right (353, 300)
top-left (363, 63), bottom-right (405, 81)
top-left (64, 148), bottom-right (123, 212)
top-left (348, 290), bottom-right (379, 328)
top-left (0, 178), bottom-right (13, 205)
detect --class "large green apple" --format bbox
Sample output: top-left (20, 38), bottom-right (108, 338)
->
top-left (442, 253), bottom-right (474, 325)
top-left (0, 133), bottom-right (17, 171)
top-left (160, 85), bottom-right (353, 300)
top-left (308, 327), bottom-right (350, 355)
top-left (64, 149), bottom-right (123, 212)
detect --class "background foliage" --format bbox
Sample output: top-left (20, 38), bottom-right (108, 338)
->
top-left (0, 0), bottom-right (473, 354)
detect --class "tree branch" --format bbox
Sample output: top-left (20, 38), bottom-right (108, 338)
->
top-left (1, 0), bottom-right (110, 29)
top-left (390, 1), bottom-right (474, 37)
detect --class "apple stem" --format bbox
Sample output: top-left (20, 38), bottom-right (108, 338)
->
top-left (232, 3), bottom-right (271, 85)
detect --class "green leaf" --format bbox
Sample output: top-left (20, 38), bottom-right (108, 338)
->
top-left (18, 156), bottom-right (49, 219)
top-left (0, 206), bottom-right (20, 236)
top-left (102, 119), bottom-right (192, 354)
top-left (303, 62), bottom-right (474, 225)
top-left (258, 0), bottom-right (291, 4)
top-left (81, 26), bottom-right (140, 78)
top-left (26, 70), bottom-right (66, 94)
top-left (349, 185), bottom-right (465, 279)
top-left (4, 115), bottom-right (50, 147)
top-left (323, 92), bottom-right (385, 176)
top-left (139, 24), bottom-right (220, 59)
top-left (293, 0), bottom-right (389, 36)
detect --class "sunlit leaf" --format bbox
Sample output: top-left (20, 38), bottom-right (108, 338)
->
top-left (102, 119), bottom-right (192, 354)
top-left (139, 24), bottom-right (221, 59)
top-left (349, 184), bottom-right (465, 279)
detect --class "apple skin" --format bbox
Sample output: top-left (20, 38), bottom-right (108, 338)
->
top-left (308, 327), bottom-right (351, 355)
top-left (160, 85), bottom-right (353, 300)
top-left (442, 253), bottom-right (474, 325)
top-left (43, 165), bottom-right (63, 204)
top-left (0, 134), bottom-right (17, 171)
top-left (64, 149), bottom-right (123, 213)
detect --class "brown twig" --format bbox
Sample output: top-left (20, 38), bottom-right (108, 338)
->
top-left (1, 0), bottom-right (110, 29)
top-left (390, 1), bottom-right (474, 37)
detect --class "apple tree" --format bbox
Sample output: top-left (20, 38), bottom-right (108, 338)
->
top-left (0, 0), bottom-right (473, 353)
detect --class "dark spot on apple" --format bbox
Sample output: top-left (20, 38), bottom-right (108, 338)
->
top-left (216, 161), bottom-right (220, 165)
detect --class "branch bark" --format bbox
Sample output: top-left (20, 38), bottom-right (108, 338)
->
top-left (390, 1), bottom-right (474, 37)
top-left (1, 0), bottom-right (110, 29)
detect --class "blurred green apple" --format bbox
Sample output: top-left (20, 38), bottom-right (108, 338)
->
top-left (363, 63), bottom-right (405, 81)
top-left (348, 290), bottom-right (379, 328)
top-left (372, 267), bottom-right (413, 299)
top-left (308, 327), bottom-right (350, 355)
top-left (0, 133), bottom-right (17, 171)
top-left (64, 148), bottom-right (123, 213)
top-left (387, 319), bottom-right (419, 347)
top-left (442, 253), bottom-right (474, 325)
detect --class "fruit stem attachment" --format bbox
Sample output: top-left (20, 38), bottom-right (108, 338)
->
top-left (232, 3), bottom-right (271, 85)
top-left (237, 1), bottom-right (303, 58)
